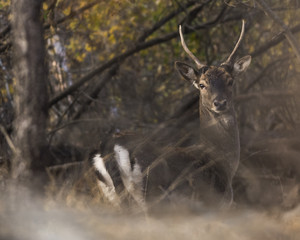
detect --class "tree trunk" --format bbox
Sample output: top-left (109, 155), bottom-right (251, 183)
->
top-left (11, 0), bottom-right (50, 185)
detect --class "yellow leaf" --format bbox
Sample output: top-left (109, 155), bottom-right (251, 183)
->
top-left (85, 43), bottom-right (92, 52)
top-left (43, 2), bottom-right (48, 11)
top-left (63, 6), bottom-right (71, 16)
top-left (76, 53), bottom-right (86, 62)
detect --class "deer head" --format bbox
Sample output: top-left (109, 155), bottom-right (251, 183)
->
top-left (175, 21), bottom-right (251, 114)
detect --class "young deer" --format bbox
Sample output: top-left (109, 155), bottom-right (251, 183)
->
top-left (92, 21), bottom-right (251, 210)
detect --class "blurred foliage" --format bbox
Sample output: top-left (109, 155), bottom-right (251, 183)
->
top-left (0, 0), bottom-right (298, 139)
top-left (0, 0), bottom-right (9, 8)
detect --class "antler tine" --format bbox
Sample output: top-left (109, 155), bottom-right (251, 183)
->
top-left (179, 25), bottom-right (205, 69)
top-left (224, 20), bottom-right (245, 65)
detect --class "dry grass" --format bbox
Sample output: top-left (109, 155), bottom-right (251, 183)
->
top-left (1, 160), bottom-right (300, 240)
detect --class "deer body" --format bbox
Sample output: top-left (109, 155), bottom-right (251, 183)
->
top-left (198, 103), bottom-right (240, 205)
top-left (92, 21), bottom-right (251, 210)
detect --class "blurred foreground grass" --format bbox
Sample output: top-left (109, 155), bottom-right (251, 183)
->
top-left (0, 188), bottom-right (299, 240)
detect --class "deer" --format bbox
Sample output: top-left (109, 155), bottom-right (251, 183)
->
top-left (91, 20), bottom-right (251, 211)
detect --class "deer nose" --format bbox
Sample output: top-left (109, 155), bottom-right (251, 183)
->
top-left (213, 99), bottom-right (227, 110)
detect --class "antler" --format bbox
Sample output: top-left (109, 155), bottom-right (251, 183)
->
top-left (179, 25), bottom-right (205, 69)
top-left (223, 20), bottom-right (245, 65)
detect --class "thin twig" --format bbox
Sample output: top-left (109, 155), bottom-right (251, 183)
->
top-left (47, 118), bottom-right (106, 135)
top-left (0, 124), bottom-right (16, 154)
top-left (251, 23), bottom-right (300, 57)
top-left (0, 25), bottom-right (11, 39)
top-left (235, 90), bottom-right (295, 103)
top-left (138, 1), bottom-right (198, 42)
top-left (46, 161), bottom-right (84, 171)
top-left (72, 64), bottom-right (120, 120)
top-left (243, 56), bottom-right (291, 92)
top-left (44, 0), bottom-right (100, 29)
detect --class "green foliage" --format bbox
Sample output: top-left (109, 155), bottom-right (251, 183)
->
top-left (0, 0), bottom-right (9, 8)
top-left (56, 0), bottom-right (175, 63)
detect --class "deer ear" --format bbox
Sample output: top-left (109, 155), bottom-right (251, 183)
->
top-left (233, 55), bottom-right (251, 74)
top-left (175, 61), bottom-right (198, 83)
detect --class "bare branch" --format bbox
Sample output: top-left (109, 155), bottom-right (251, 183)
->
top-left (255, 0), bottom-right (300, 64)
top-left (69, 2), bottom-right (207, 118)
top-left (0, 0), bottom-right (101, 53)
top-left (0, 124), bottom-right (16, 154)
top-left (0, 42), bottom-right (12, 53)
top-left (243, 56), bottom-right (290, 93)
top-left (138, 1), bottom-right (198, 42)
top-left (252, 23), bottom-right (300, 58)
top-left (0, 25), bottom-right (11, 39)
top-left (48, 5), bottom-right (228, 107)
top-left (235, 90), bottom-right (295, 103)
top-left (46, 161), bottom-right (84, 172)
top-left (43, 0), bottom-right (100, 30)
top-left (72, 64), bottom-right (120, 120)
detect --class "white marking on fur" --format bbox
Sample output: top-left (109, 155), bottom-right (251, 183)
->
top-left (93, 154), bottom-right (120, 207)
top-left (131, 159), bottom-right (145, 206)
top-left (114, 145), bottom-right (146, 210)
top-left (114, 145), bottom-right (131, 178)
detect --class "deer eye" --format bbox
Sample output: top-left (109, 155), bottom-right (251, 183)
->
top-left (199, 84), bottom-right (206, 89)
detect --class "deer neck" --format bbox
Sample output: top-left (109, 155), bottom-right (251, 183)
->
top-left (200, 105), bottom-right (236, 127)
top-left (199, 105), bottom-right (239, 147)
top-left (199, 105), bottom-right (240, 174)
